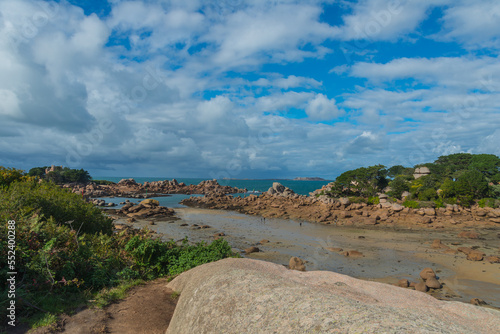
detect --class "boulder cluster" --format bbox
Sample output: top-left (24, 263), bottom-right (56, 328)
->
top-left (109, 199), bottom-right (176, 221)
top-left (67, 178), bottom-right (246, 198)
top-left (398, 267), bottom-right (442, 293)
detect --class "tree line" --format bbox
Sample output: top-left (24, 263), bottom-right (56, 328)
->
top-left (327, 153), bottom-right (500, 207)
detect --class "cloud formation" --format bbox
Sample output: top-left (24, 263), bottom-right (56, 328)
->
top-left (0, 0), bottom-right (499, 179)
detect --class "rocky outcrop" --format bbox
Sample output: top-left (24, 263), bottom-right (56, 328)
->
top-left (413, 167), bottom-right (431, 179)
top-left (68, 179), bottom-right (246, 198)
top-left (267, 182), bottom-right (298, 199)
top-left (108, 199), bottom-right (176, 221)
top-left (181, 192), bottom-right (500, 230)
top-left (166, 258), bottom-right (500, 334)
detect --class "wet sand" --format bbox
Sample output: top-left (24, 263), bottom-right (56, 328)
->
top-left (124, 207), bottom-right (500, 308)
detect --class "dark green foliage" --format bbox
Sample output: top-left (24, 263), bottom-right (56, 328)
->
top-left (27, 167), bottom-right (46, 178)
top-left (28, 166), bottom-right (92, 184)
top-left (386, 165), bottom-right (414, 179)
top-left (434, 198), bottom-right (445, 209)
top-left (388, 176), bottom-right (410, 199)
top-left (418, 188), bottom-right (438, 201)
top-left (453, 170), bottom-right (489, 203)
top-left (469, 154), bottom-right (500, 180)
top-left (478, 198), bottom-right (498, 208)
top-left (331, 165), bottom-right (388, 197)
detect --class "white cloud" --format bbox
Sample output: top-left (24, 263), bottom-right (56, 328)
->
top-left (348, 56), bottom-right (500, 91)
top-left (305, 94), bottom-right (341, 120)
top-left (0, 0), bottom-right (499, 179)
top-left (0, 89), bottom-right (20, 117)
top-left (332, 0), bottom-right (450, 41)
top-left (437, 0), bottom-right (500, 49)
top-left (344, 131), bottom-right (385, 154)
top-left (204, 3), bottom-right (335, 68)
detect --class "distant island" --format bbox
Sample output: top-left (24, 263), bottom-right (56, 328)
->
top-left (293, 177), bottom-right (327, 181)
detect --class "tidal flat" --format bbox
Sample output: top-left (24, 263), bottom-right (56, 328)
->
top-left (117, 207), bottom-right (500, 309)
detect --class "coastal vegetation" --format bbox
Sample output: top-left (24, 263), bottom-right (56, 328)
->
top-left (0, 167), bottom-right (238, 330)
top-left (324, 153), bottom-right (500, 207)
top-left (28, 166), bottom-right (92, 184)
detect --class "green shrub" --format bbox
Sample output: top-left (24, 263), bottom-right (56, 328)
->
top-left (458, 195), bottom-right (475, 207)
top-left (388, 175), bottom-right (410, 199)
top-left (434, 198), bottom-right (445, 209)
top-left (0, 181), bottom-right (113, 235)
top-left (478, 198), bottom-right (498, 208)
top-left (403, 200), bottom-right (420, 209)
top-left (367, 196), bottom-right (380, 205)
top-left (418, 188), bottom-right (437, 201)
top-left (348, 196), bottom-right (367, 204)
top-left (124, 236), bottom-right (237, 279)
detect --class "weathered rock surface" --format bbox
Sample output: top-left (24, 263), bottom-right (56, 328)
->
top-left (467, 250), bottom-right (486, 261)
top-left (420, 267), bottom-right (437, 280)
top-left (166, 259), bottom-right (500, 334)
top-left (289, 256), bottom-right (306, 271)
top-left (244, 246), bottom-right (260, 254)
top-left (458, 230), bottom-right (480, 239)
top-left (425, 277), bottom-right (442, 289)
top-left (113, 200), bottom-right (176, 220)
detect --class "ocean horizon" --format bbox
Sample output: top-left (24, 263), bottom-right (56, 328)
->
top-left (95, 176), bottom-right (331, 196)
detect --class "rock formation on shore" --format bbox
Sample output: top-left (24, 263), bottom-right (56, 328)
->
top-left (66, 178), bottom-right (246, 198)
top-left (181, 183), bottom-right (500, 230)
top-left (166, 258), bottom-right (500, 333)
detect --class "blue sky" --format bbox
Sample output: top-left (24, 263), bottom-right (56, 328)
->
top-left (1, 0), bottom-right (499, 179)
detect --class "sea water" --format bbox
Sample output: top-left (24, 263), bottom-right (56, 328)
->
top-left (94, 177), bottom-right (331, 196)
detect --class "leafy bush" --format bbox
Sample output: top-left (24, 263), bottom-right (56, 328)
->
top-left (0, 166), bottom-right (35, 187)
top-left (0, 181), bottom-right (113, 235)
top-left (388, 175), bottom-right (410, 199)
top-left (124, 236), bottom-right (236, 279)
top-left (418, 188), bottom-right (438, 201)
top-left (403, 200), bottom-right (420, 209)
top-left (348, 196), bottom-right (367, 204)
top-left (434, 198), bottom-right (445, 209)
top-left (478, 198), bottom-right (498, 208)
top-left (367, 196), bottom-right (380, 205)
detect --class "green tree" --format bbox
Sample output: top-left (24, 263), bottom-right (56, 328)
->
top-left (332, 165), bottom-right (388, 197)
top-left (454, 170), bottom-right (489, 200)
top-left (439, 179), bottom-right (456, 198)
top-left (28, 166), bottom-right (48, 178)
top-left (469, 154), bottom-right (500, 181)
top-left (388, 175), bottom-right (410, 199)
top-left (387, 165), bottom-right (414, 179)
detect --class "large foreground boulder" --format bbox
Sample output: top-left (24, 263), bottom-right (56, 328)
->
top-left (166, 258), bottom-right (499, 334)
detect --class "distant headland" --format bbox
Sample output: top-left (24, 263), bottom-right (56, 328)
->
top-left (293, 177), bottom-right (327, 181)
